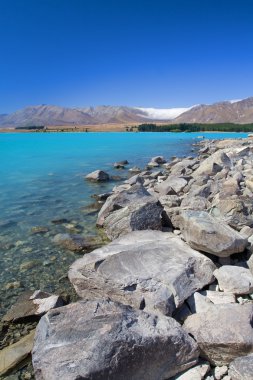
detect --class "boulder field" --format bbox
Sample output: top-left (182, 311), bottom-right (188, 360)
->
top-left (31, 137), bottom-right (253, 379)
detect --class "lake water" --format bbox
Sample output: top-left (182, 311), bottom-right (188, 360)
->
top-left (0, 131), bottom-right (248, 316)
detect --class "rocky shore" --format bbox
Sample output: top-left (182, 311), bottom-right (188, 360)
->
top-left (2, 136), bottom-right (253, 379)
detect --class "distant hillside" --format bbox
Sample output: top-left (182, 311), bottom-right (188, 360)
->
top-left (0, 105), bottom-right (155, 128)
top-left (1, 97), bottom-right (253, 128)
top-left (174, 97), bottom-right (253, 124)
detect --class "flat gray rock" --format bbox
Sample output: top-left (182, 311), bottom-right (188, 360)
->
top-left (214, 266), bottom-right (253, 295)
top-left (228, 354), bottom-right (253, 380)
top-left (155, 175), bottom-right (188, 195)
top-left (203, 290), bottom-right (236, 304)
top-left (32, 299), bottom-right (199, 380)
top-left (184, 304), bottom-right (253, 366)
top-left (179, 210), bottom-right (247, 257)
top-left (2, 290), bottom-right (64, 322)
top-left (171, 362), bottom-right (210, 380)
top-left (68, 230), bottom-right (216, 316)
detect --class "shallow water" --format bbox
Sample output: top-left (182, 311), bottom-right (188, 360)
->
top-left (0, 131), bottom-right (248, 316)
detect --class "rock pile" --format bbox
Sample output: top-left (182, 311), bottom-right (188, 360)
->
top-left (32, 138), bottom-right (253, 379)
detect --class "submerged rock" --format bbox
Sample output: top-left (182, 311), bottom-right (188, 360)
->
top-left (32, 299), bottom-right (199, 380)
top-left (52, 233), bottom-right (100, 252)
top-left (68, 230), bottom-right (216, 315)
top-left (20, 260), bottom-right (41, 271)
top-left (31, 226), bottom-right (49, 235)
top-left (85, 170), bottom-right (110, 181)
top-left (51, 218), bottom-right (70, 224)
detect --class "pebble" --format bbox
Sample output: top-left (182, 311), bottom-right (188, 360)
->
top-left (5, 281), bottom-right (22, 290)
top-left (214, 365), bottom-right (228, 379)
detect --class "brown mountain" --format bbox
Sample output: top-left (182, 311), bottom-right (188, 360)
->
top-left (174, 97), bottom-right (253, 124)
top-left (0, 105), bottom-right (151, 128)
top-left (1, 97), bottom-right (253, 128)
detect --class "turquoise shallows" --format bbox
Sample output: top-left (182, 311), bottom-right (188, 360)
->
top-left (0, 132), bottom-right (247, 315)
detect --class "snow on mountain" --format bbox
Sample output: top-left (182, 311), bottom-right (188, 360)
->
top-left (135, 107), bottom-right (191, 120)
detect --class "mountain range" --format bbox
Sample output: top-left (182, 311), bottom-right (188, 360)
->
top-left (1, 97), bottom-right (253, 128)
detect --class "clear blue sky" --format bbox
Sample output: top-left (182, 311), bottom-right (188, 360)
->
top-left (0, 0), bottom-right (253, 113)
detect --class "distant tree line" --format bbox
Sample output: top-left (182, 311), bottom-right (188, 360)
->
top-left (16, 125), bottom-right (45, 130)
top-left (137, 123), bottom-right (253, 132)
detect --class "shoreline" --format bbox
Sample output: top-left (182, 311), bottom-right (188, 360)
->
top-left (2, 135), bottom-right (253, 379)
top-left (0, 129), bottom-right (250, 134)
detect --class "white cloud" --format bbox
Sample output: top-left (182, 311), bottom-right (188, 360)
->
top-left (135, 107), bottom-right (192, 120)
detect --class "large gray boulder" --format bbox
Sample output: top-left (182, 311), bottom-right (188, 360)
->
top-left (32, 299), bottom-right (199, 380)
top-left (104, 198), bottom-right (164, 240)
top-left (97, 183), bottom-right (151, 226)
top-left (179, 210), bottom-right (247, 257)
top-left (228, 354), bottom-right (253, 380)
top-left (68, 231), bottom-right (216, 316)
top-left (184, 304), bottom-right (253, 366)
top-left (192, 150), bottom-right (231, 177)
top-left (214, 266), bottom-right (253, 295)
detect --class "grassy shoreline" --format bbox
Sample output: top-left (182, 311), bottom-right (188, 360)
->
top-left (1, 121), bottom-right (253, 133)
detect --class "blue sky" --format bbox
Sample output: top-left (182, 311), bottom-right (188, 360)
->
top-left (0, 0), bottom-right (253, 113)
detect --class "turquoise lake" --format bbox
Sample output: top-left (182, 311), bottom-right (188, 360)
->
top-left (0, 131), bottom-right (248, 315)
